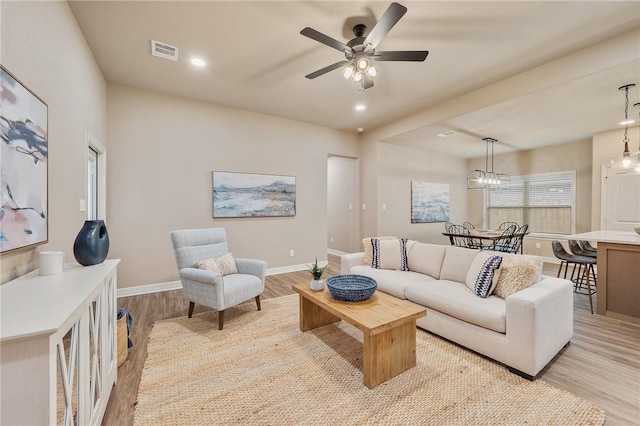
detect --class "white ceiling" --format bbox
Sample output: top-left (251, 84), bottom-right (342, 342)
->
top-left (68, 1), bottom-right (640, 158)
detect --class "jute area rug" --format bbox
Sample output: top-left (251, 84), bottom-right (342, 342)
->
top-left (134, 294), bottom-right (605, 425)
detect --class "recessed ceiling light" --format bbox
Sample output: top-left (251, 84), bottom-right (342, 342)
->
top-left (357, 127), bottom-right (364, 133)
top-left (355, 104), bottom-right (366, 111)
top-left (437, 131), bottom-right (456, 137)
top-left (191, 58), bottom-right (206, 67)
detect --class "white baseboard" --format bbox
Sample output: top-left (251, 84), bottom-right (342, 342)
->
top-left (327, 248), bottom-right (348, 257)
top-left (117, 280), bottom-right (182, 298)
top-left (117, 262), bottom-right (330, 298)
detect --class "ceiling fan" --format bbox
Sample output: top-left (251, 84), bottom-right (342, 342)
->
top-left (300, 2), bottom-right (429, 90)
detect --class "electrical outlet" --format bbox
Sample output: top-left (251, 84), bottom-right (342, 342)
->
top-left (330, 237), bottom-right (334, 243)
top-left (362, 203), bottom-right (366, 210)
top-left (382, 203), bottom-right (386, 210)
top-left (535, 243), bottom-right (541, 249)
top-left (79, 199), bottom-right (86, 212)
top-left (289, 249), bottom-right (294, 257)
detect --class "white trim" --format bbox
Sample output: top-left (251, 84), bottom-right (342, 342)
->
top-left (116, 262), bottom-right (331, 297)
top-left (117, 280), bottom-right (182, 298)
top-left (327, 248), bottom-right (348, 257)
top-left (87, 132), bottom-right (107, 221)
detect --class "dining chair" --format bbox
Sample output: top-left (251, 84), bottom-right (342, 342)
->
top-left (447, 224), bottom-right (474, 248)
top-left (444, 221), bottom-right (455, 232)
top-left (497, 221), bottom-right (519, 231)
top-left (462, 221), bottom-right (475, 230)
top-left (492, 224), bottom-right (518, 252)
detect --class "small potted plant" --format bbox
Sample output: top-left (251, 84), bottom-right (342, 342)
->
top-left (307, 257), bottom-right (328, 291)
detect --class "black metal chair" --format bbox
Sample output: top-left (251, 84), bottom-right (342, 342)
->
top-left (498, 221), bottom-right (519, 231)
top-left (447, 224), bottom-right (474, 248)
top-left (492, 224), bottom-right (518, 252)
top-left (552, 240), bottom-right (596, 314)
top-left (463, 221), bottom-right (475, 230)
top-left (444, 221), bottom-right (455, 232)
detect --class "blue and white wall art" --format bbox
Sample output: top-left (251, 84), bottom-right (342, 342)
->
top-left (411, 181), bottom-right (450, 223)
top-left (0, 66), bottom-right (48, 253)
top-left (213, 172), bottom-right (296, 218)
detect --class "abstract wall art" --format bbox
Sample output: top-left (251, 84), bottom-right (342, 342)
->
top-left (411, 181), bottom-right (450, 223)
top-left (0, 66), bottom-right (48, 253)
top-left (213, 172), bottom-right (296, 218)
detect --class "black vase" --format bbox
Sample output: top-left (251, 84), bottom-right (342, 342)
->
top-left (73, 220), bottom-right (110, 266)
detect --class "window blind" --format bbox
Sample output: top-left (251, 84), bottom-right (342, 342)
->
top-left (486, 171), bottom-right (575, 235)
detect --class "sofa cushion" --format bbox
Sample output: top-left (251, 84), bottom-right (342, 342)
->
top-left (493, 258), bottom-right (537, 298)
top-left (372, 238), bottom-right (411, 271)
top-left (439, 246), bottom-right (480, 284)
top-left (466, 253), bottom-right (502, 298)
top-left (484, 251), bottom-right (544, 284)
top-left (407, 243), bottom-right (446, 279)
top-left (349, 265), bottom-right (434, 299)
top-left (405, 280), bottom-right (506, 333)
top-left (362, 236), bottom-right (396, 266)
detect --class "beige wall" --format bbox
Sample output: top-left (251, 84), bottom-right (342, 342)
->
top-left (107, 84), bottom-right (359, 288)
top-left (1, 1), bottom-right (107, 284)
top-left (466, 139), bottom-right (593, 258)
top-left (375, 143), bottom-right (468, 246)
top-left (327, 156), bottom-right (359, 253)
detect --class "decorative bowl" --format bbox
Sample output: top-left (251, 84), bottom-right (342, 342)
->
top-left (326, 274), bottom-right (377, 302)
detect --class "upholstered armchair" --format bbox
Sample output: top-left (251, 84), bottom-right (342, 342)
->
top-left (170, 228), bottom-right (267, 330)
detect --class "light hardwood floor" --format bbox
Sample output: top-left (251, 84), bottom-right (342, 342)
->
top-left (102, 256), bottom-right (640, 425)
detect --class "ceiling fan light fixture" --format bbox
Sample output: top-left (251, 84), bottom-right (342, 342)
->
top-left (366, 66), bottom-right (377, 77)
top-left (353, 71), bottom-right (363, 82)
top-left (357, 57), bottom-right (370, 71)
top-left (342, 64), bottom-right (355, 80)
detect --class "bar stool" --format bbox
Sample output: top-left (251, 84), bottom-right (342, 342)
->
top-left (552, 240), bottom-right (597, 314)
top-left (579, 240), bottom-right (598, 256)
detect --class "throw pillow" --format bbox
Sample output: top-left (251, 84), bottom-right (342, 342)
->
top-left (493, 258), bottom-right (537, 298)
top-left (362, 236), bottom-right (397, 265)
top-left (465, 251), bottom-right (502, 297)
top-left (194, 253), bottom-right (237, 275)
top-left (371, 238), bottom-right (410, 271)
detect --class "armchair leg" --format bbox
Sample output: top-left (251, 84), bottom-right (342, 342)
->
top-left (218, 310), bottom-right (225, 330)
top-left (188, 301), bottom-right (195, 318)
top-left (255, 295), bottom-right (261, 311)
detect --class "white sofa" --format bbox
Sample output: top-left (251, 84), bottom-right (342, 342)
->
top-left (341, 242), bottom-right (573, 379)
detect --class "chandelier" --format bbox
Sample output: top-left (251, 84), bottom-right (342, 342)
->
top-left (611, 84), bottom-right (640, 172)
top-left (467, 137), bottom-right (511, 190)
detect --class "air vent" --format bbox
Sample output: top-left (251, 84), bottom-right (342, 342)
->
top-left (151, 40), bottom-right (179, 61)
top-left (437, 131), bottom-right (456, 138)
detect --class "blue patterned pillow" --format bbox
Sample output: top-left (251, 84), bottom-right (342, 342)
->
top-left (371, 238), bottom-right (410, 271)
top-left (474, 255), bottom-right (503, 298)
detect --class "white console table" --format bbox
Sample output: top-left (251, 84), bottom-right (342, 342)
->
top-left (1, 260), bottom-right (120, 426)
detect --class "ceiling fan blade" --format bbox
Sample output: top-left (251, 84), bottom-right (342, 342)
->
top-left (300, 27), bottom-right (351, 53)
top-left (362, 74), bottom-right (374, 90)
top-left (373, 50), bottom-right (429, 62)
top-left (363, 2), bottom-right (407, 49)
top-left (305, 60), bottom-right (350, 79)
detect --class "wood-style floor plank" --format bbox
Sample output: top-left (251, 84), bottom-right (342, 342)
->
top-left (101, 257), bottom-right (640, 425)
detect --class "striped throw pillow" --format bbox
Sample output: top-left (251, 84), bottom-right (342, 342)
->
top-left (371, 238), bottom-right (410, 271)
top-left (474, 255), bottom-right (503, 298)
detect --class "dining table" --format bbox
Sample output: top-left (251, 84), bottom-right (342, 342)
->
top-left (442, 228), bottom-right (526, 254)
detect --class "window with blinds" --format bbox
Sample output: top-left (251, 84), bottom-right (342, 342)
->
top-left (485, 171), bottom-right (575, 235)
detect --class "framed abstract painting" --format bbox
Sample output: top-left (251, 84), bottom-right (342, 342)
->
top-left (0, 66), bottom-right (48, 253)
top-left (213, 171), bottom-right (296, 218)
top-left (411, 181), bottom-right (450, 223)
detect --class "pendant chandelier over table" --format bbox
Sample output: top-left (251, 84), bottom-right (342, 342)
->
top-left (467, 137), bottom-right (511, 190)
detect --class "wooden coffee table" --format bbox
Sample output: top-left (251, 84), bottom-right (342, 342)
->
top-left (292, 283), bottom-right (426, 388)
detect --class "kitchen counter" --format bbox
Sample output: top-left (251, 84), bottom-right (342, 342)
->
top-left (568, 230), bottom-right (640, 324)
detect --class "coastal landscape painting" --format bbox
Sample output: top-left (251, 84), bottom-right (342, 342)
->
top-left (0, 66), bottom-right (48, 253)
top-left (213, 172), bottom-right (296, 218)
top-left (411, 181), bottom-right (450, 223)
